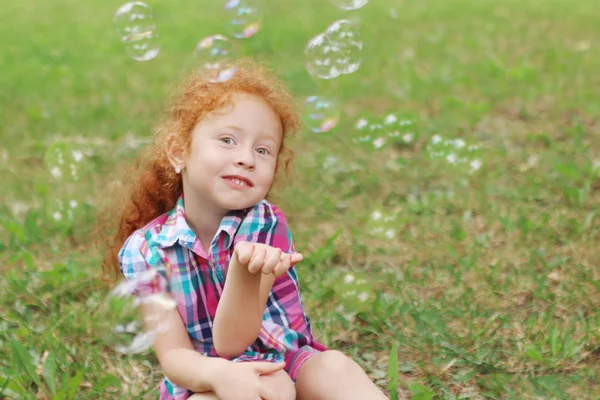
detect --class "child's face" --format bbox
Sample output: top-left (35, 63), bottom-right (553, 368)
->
top-left (182, 92), bottom-right (283, 213)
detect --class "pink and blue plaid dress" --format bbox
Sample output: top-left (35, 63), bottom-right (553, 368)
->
top-left (119, 195), bottom-right (326, 399)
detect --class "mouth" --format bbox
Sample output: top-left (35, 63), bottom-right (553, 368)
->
top-left (222, 175), bottom-right (253, 188)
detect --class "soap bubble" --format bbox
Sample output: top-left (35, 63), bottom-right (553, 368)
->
top-left (45, 197), bottom-right (83, 226)
top-left (333, 270), bottom-right (376, 313)
top-left (382, 113), bottom-right (417, 146)
top-left (305, 33), bottom-right (342, 80)
top-left (427, 135), bottom-right (484, 174)
top-left (324, 19), bottom-right (362, 75)
top-left (224, 0), bottom-right (262, 39)
top-left (305, 20), bottom-right (362, 79)
top-left (44, 142), bottom-right (91, 183)
top-left (366, 208), bottom-right (398, 239)
top-left (304, 96), bottom-right (340, 133)
top-left (329, 0), bottom-right (369, 11)
top-left (195, 34), bottom-right (238, 82)
top-left (96, 268), bottom-right (176, 354)
top-left (114, 2), bottom-right (160, 61)
top-left (352, 117), bottom-right (387, 150)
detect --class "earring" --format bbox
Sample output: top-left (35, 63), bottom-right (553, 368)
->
top-left (175, 166), bottom-right (181, 174)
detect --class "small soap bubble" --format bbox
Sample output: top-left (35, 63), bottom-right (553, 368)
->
top-left (427, 135), bottom-right (484, 174)
top-left (114, 2), bottom-right (160, 61)
top-left (352, 118), bottom-right (388, 150)
top-left (329, 0), bottom-right (369, 10)
top-left (96, 269), bottom-right (176, 355)
top-left (382, 113), bottom-right (418, 145)
top-left (333, 270), bottom-right (375, 313)
top-left (44, 142), bottom-right (91, 183)
top-left (304, 96), bottom-right (340, 133)
top-left (195, 34), bottom-right (238, 83)
top-left (366, 208), bottom-right (398, 239)
top-left (224, 0), bottom-right (262, 39)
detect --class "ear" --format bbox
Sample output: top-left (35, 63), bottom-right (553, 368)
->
top-left (166, 136), bottom-right (187, 170)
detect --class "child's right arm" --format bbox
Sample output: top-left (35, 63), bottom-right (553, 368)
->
top-left (144, 300), bottom-right (285, 399)
top-left (141, 301), bottom-right (230, 394)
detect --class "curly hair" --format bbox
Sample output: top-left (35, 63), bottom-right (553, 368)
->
top-left (102, 59), bottom-right (301, 283)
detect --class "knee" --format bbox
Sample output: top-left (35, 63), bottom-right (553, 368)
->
top-left (311, 350), bottom-right (357, 375)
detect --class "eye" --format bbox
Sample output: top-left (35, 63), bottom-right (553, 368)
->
top-left (220, 137), bottom-right (234, 144)
top-left (256, 148), bottom-right (270, 155)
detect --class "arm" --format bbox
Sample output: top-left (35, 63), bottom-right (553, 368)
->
top-left (119, 232), bottom-right (231, 393)
top-left (212, 254), bottom-right (276, 359)
top-left (142, 302), bottom-right (231, 393)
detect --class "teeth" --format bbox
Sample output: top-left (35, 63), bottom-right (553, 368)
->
top-left (229, 178), bottom-right (247, 186)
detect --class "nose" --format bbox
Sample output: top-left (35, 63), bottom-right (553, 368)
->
top-left (234, 146), bottom-right (256, 170)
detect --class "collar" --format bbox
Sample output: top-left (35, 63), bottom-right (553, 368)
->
top-left (153, 195), bottom-right (247, 253)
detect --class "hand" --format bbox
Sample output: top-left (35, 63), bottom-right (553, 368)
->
top-left (212, 361), bottom-right (285, 400)
top-left (234, 242), bottom-right (303, 278)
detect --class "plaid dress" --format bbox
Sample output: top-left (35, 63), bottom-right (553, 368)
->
top-left (119, 195), bottom-right (326, 399)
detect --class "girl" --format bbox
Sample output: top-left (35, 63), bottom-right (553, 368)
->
top-left (103, 59), bottom-right (389, 400)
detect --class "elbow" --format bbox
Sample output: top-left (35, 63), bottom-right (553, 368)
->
top-left (213, 336), bottom-right (249, 359)
top-left (213, 325), bottom-right (258, 359)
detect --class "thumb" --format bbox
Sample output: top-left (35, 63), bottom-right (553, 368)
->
top-left (253, 361), bottom-right (285, 375)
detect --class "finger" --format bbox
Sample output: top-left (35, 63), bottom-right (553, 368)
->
top-left (262, 249), bottom-right (282, 275)
top-left (273, 254), bottom-right (291, 278)
top-left (253, 361), bottom-right (286, 375)
top-left (259, 386), bottom-right (280, 400)
top-left (248, 247), bottom-right (266, 274)
top-left (290, 253), bottom-right (303, 265)
top-left (236, 242), bottom-right (253, 265)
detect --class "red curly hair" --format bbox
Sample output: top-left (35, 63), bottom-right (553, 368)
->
top-left (102, 59), bottom-right (300, 283)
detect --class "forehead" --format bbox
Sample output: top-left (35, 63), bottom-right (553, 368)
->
top-left (212, 93), bottom-right (281, 131)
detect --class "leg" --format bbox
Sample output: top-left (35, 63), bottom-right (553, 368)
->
top-left (295, 350), bottom-right (388, 400)
top-left (189, 369), bottom-right (295, 400)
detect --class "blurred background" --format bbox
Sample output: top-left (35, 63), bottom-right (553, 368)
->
top-left (1, 0), bottom-right (599, 398)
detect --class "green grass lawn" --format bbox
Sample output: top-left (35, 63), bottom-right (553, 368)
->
top-left (1, 0), bottom-right (599, 398)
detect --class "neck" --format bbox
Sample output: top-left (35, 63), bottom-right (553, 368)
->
top-left (182, 195), bottom-right (227, 250)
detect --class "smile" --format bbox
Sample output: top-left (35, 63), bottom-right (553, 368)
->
top-left (224, 177), bottom-right (251, 189)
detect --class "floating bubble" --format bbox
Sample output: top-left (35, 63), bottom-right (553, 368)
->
top-left (352, 117), bottom-right (388, 150)
top-left (324, 19), bottom-right (362, 75)
top-left (45, 197), bottom-right (84, 228)
top-left (96, 269), bottom-right (176, 355)
top-left (304, 96), bottom-right (340, 133)
top-left (333, 270), bottom-right (376, 313)
top-left (329, 0), bottom-right (369, 11)
top-left (114, 2), bottom-right (160, 61)
top-left (195, 34), bottom-right (238, 83)
top-left (305, 20), bottom-right (363, 79)
top-left (224, 0), bottom-right (262, 39)
top-left (382, 113), bottom-right (417, 146)
top-left (44, 142), bottom-right (91, 183)
top-left (366, 208), bottom-right (398, 239)
top-left (305, 33), bottom-right (342, 80)
top-left (427, 134), bottom-right (484, 174)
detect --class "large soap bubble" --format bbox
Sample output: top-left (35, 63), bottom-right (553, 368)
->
top-left (96, 268), bottom-right (176, 354)
top-left (114, 2), bottom-right (160, 61)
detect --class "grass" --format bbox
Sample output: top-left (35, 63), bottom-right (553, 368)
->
top-left (1, 0), bottom-right (599, 398)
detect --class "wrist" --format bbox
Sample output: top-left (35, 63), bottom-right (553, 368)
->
top-left (206, 357), bottom-right (233, 392)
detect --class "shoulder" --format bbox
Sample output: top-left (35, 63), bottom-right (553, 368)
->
top-left (118, 213), bottom-right (170, 264)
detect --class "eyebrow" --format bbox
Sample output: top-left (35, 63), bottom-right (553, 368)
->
top-left (223, 125), bottom-right (279, 145)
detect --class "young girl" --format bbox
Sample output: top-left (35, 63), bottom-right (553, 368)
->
top-left (103, 59), bottom-right (389, 400)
